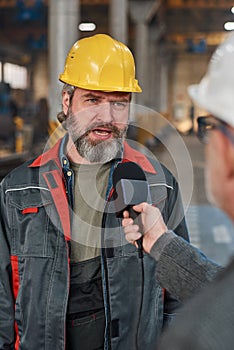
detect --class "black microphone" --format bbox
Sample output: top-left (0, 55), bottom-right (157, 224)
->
top-left (112, 162), bottom-right (151, 257)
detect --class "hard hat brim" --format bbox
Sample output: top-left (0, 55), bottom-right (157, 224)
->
top-left (188, 84), bottom-right (199, 103)
top-left (188, 83), bottom-right (213, 113)
top-left (188, 84), bottom-right (234, 128)
top-left (59, 74), bottom-right (142, 93)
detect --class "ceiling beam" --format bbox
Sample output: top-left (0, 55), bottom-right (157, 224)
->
top-left (166, 0), bottom-right (234, 9)
top-left (0, 0), bottom-right (109, 7)
top-left (146, 0), bottom-right (162, 23)
top-left (167, 32), bottom-right (228, 46)
top-left (1, 0), bottom-right (233, 8)
top-left (81, 0), bottom-right (109, 3)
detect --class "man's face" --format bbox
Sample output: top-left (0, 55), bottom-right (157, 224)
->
top-left (63, 88), bottom-right (131, 163)
top-left (204, 125), bottom-right (234, 209)
top-left (205, 131), bottom-right (220, 206)
top-left (196, 114), bottom-right (234, 219)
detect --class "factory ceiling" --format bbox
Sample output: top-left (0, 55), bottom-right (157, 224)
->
top-left (0, 0), bottom-right (233, 61)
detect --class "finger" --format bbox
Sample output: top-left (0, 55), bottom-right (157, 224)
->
top-left (122, 218), bottom-right (133, 227)
top-left (123, 224), bottom-right (139, 234)
top-left (132, 202), bottom-right (149, 213)
top-left (123, 210), bottom-right (130, 218)
top-left (125, 232), bottom-right (142, 244)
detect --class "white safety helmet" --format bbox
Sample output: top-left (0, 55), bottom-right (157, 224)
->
top-left (188, 32), bottom-right (234, 128)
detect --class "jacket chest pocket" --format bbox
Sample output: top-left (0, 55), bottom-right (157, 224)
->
top-left (7, 187), bottom-right (58, 257)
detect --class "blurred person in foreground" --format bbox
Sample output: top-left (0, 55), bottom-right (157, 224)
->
top-left (0, 34), bottom-right (190, 350)
top-left (123, 32), bottom-right (234, 349)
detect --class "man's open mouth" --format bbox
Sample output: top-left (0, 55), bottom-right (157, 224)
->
top-left (92, 127), bottom-right (112, 136)
top-left (80, 123), bottom-right (123, 142)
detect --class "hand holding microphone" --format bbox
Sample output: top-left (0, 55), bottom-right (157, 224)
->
top-left (122, 203), bottom-right (168, 254)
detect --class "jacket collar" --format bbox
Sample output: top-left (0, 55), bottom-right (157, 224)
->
top-left (122, 142), bottom-right (156, 174)
top-left (29, 134), bottom-right (68, 169)
top-left (29, 135), bottom-right (156, 174)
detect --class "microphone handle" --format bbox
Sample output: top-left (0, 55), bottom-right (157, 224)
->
top-left (128, 207), bottom-right (144, 258)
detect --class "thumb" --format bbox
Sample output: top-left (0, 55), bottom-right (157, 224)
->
top-left (132, 202), bottom-right (148, 213)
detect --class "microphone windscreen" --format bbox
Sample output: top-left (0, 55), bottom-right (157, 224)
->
top-left (112, 162), bottom-right (151, 217)
top-left (113, 162), bottom-right (146, 188)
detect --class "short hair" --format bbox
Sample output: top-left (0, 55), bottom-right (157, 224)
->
top-left (57, 84), bottom-right (75, 123)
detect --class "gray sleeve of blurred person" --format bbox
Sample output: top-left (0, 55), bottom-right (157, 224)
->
top-left (150, 230), bottom-right (222, 302)
top-left (157, 256), bottom-right (234, 350)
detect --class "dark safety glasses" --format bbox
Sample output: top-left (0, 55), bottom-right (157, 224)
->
top-left (197, 116), bottom-right (234, 145)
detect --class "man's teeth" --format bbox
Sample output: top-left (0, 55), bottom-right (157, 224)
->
top-left (93, 130), bottom-right (110, 135)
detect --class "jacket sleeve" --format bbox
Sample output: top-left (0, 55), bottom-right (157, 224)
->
top-left (159, 168), bottom-right (190, 327)
top-left (151, 231), bottom-right (222, 302)
top-left (158, 257), bottom-right (234, 350)
top-left (162, 169), bottom-right (189, 241)
top-left (0, 181), bottom-right (15, 349)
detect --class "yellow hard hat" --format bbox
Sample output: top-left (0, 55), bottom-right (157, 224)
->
top-left (59, 34), bottom-right (142, 93)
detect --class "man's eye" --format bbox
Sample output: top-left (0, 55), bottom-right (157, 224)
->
top-left (111, 102), bottom-right (128, 110)
top-left (87, 98), bottom-right (98, 104)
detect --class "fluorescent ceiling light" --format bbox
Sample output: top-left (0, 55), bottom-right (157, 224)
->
top-left (224, 22), bottom-right (234, 30)
top-left (78, 23), bottom-right (96, 31)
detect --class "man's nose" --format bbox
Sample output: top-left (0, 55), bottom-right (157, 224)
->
top-left (96, 102), bottom-right (113, 123)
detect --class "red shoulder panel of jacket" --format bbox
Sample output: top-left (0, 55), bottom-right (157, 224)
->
top-left (123, 142), bottom-right (157, 174)
top-left (29, 139), bottom-right (62, 168)
top-left (43, 169), bottom-right (71, 241)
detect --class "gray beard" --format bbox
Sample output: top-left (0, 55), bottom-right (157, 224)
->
top-left (65, 108), bottom-right (127, 163)
top-left (76, 135), bottom-right (123, 163)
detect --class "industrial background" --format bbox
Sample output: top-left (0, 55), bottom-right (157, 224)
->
top-left (0, 0), bottom-right (233, 148)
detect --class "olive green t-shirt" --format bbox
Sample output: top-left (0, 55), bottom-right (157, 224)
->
top-left (70, 162), bottom-right (111, 262)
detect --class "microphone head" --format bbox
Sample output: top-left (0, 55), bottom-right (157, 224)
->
top-left (112, 162), bottom-right (151, 217)
top-left (113, 161), bottom-right (146, 185)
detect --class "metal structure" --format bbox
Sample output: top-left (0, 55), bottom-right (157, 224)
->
top-left (0, 0), bottom-right (233, 154)
top-left (0, 0), bottom-right (232, 43)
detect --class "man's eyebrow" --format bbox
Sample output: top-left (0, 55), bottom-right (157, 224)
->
top-left (111, 97), bottom-right (130, 102)
top-left (81, 92), bottom-right (130, 102)
top-left (81, 93), bottom-right (102, 99)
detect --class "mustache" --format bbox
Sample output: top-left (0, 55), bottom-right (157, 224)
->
top-left (87, 122), bottom-right (122, 134)
top-left (78, 122), bottom-right (125, 141)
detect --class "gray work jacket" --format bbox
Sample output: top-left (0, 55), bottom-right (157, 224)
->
top-left (0, 135), bottom-right (189, 350)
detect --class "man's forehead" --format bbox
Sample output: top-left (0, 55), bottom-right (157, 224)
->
top-left (75, 88), bottom-right (131, 100)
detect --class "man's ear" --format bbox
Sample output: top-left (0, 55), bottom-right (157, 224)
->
top-left (217, 129), bottom-right (234, 181)
top-left (62, 91), bottom-right (70, 115)
top-left (227, 136), bottom-right (234, 180)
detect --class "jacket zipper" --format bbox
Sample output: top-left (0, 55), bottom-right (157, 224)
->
top-left (101, 198), bottom-right (112, 350)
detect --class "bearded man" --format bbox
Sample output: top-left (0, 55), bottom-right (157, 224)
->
top-left (0, 34), bottom-right (189, 350)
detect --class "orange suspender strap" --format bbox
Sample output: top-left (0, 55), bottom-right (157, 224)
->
top-left (43, 170), bottom-right (71, 241)
top-left (11, 255), bottom-right (20, 350)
